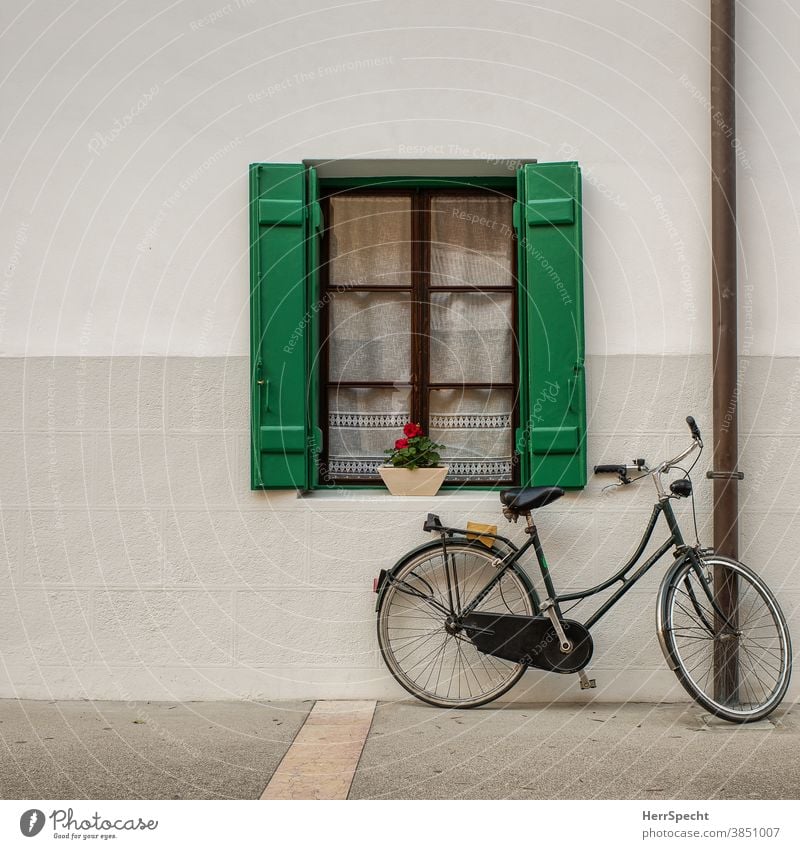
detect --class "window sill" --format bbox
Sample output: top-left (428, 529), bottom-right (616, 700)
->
top-left (301, 488), bottom-right (506, 511)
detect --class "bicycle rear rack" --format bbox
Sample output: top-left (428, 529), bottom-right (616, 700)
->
top-left (422, 513), bottom-right (520, 556)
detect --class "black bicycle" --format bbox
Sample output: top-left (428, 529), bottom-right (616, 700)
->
top-left (374, 417), bottom-right (792, 722)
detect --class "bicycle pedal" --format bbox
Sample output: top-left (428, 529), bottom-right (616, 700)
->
top-left (578, 670), bottom-right (597, 690)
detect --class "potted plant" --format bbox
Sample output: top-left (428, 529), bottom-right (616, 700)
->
top-left (379, 423), bottom-right (448, 496)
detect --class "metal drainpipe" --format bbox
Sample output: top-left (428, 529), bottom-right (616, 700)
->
top-left (709, 0), bottom-right (740, 703)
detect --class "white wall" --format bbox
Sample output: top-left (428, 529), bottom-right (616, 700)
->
top-left (1, 0), bottom-right (799, 703)
top-left (4, 0), bottom-right (798, 358)
top-left (0, 0), bottom-right (718, 357)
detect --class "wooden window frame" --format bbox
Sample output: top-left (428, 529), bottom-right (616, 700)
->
top-left (319, 185), bottom-right (520, 487)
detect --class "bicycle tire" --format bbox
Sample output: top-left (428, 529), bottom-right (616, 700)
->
top-left (660, 555), bottom-right (792, 723)
top-left (377, 540), bottom-right (539, 709)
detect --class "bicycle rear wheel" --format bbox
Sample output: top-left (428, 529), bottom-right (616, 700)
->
top-left (661, 555), bottom-right (791, 722)
top-left (377, 541), bottom-right (538, 708)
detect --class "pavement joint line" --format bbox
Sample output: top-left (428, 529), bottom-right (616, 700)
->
top-left (260, 700), bottom-right (377, 800)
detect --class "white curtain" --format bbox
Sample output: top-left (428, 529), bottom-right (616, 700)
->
top-left (328, 292), bottom-right (411, 383)
top-left (327, 387), bottom-right (411, 479)
top-left (327, 387), bottom-right (514, 482)
top-left (329, 195), bottom-right (412, 287)
top-left (429, 292), bottom-right (514, 384)
top-left (429, 388), bottom-right (514, 481)
top-left (325, 192), bottom-right (515, 482)
top-left (430, 194), bottom-right (513, 288)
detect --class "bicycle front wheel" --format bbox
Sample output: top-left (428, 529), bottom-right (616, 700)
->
top-left (377, 541), bottom-right (538, 708)
top-left (661, 555), bottom-right (792, 722)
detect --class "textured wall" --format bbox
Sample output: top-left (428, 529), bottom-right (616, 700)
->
top-left (2, 1), bottom-right (799, 702)
top-left (1, 354), bottom-right (797, 702)
top-left (2, 0), bottom-right (717, 358)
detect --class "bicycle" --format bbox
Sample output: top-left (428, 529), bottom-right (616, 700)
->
top-left (374, 416), bottom-right (792, 722)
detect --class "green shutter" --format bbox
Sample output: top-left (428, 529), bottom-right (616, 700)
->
top-left (306, 167), bottom-right (324, 487)
top-left (250, 163), bottom-right (313, 489)
top-left (515, 161), bottom-right (587, 488)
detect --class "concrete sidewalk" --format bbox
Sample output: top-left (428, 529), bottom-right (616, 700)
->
top-left (1, 699), bottom-right (797, 800)
top-left (0, 699), bottom-right (312, 799)
top-left (351, 701), bottom-right (799, 799)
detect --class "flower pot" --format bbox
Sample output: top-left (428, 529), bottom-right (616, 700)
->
top-left (378, 465), bottom-right (449, 496)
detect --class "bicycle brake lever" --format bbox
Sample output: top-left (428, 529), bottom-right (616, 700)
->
top-left (601, 480), bottom-right (625, 493)
top-left (606, 464), bottom-right (650, 490)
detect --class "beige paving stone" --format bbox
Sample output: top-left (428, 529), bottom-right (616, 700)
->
top-left (260, 700), bottom-right (375, 800)
top-left (263, 772), bottom-right (353, 800)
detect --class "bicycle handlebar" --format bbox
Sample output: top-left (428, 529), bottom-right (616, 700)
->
top-left (594, 415), bottom-right (703, 490)
top-left (660, 415), bottom-right (702, 471)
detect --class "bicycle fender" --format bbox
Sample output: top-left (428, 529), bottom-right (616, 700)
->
top-left (655, 556), bottom-right (688, 670)
top-left (373, 537), bottom-right (539, 613)
top-left (655, 550), bottom-right (735, 671)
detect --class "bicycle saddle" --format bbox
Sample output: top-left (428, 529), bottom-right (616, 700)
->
top-left (499, 486), bottom-right (565, 512)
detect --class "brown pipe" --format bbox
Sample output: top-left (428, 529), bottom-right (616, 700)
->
top-left (710, 0), bottom-right (739, 702)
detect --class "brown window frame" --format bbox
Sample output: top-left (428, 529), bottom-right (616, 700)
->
top-left (319, 186), bottom-right (519, 487)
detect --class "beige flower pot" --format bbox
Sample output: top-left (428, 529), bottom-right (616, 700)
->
top-left (378, 465), bottom-right (449, 496)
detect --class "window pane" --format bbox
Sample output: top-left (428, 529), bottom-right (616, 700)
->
top-left (327, 387), bottom-right (411, 480)
top-left (328, 291), bottom-right (411, 382)
top-left (429, 292), bottom-right (513, 384)
top-left (329, 195), bottom-right (412, 287)
top-left (429, 388), bottom-right (514, 482)
top-left (430, 194), bottom-right (513, 287)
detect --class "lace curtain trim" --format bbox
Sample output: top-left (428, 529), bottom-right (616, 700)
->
top-left (327, 456), bottom-right (513, 480)
top-left (329, 411), bottom-right (408, 429)
top-left (329, 412), bottom-right (511, 429)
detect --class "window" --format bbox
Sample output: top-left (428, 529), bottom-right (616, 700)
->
top-left (321, 189), bottom-right (518, 485)
top-left (249, 161), bottom-right (586, 491)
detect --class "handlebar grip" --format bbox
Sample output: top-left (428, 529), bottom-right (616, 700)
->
top-left (594, 464), bottom-right (627, 475)
top-left (686, 415), bottom-right (701, 440)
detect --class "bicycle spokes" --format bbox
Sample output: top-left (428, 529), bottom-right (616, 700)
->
top-left (665, 559), bottom-right (790, 718)
top-left (378, 543), bottom-right (535, 708)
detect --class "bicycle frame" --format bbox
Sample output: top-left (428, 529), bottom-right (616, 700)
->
top-left (441, 497), bottom-right (692, 631)
top-left (375, 418), bottom-right (792, 719)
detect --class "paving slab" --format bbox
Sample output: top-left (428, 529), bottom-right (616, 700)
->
top-left (0, 699), bottom-right (311, 799)
top-left (349, 701), bottom-right (800, 800)
top-left (261, 701), bottom-right (375, 799)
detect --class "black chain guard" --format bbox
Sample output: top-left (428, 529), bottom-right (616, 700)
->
top-left (462, 612), bottom-right (593, 674)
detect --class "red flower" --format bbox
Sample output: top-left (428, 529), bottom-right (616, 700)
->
top-left (403, 422), bottom-right (422, 438)
top-left (395, 438), bottom-right (408, 449)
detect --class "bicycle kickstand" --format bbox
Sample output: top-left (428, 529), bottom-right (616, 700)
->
top-left (578, 670), bottom-right (596, 690)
